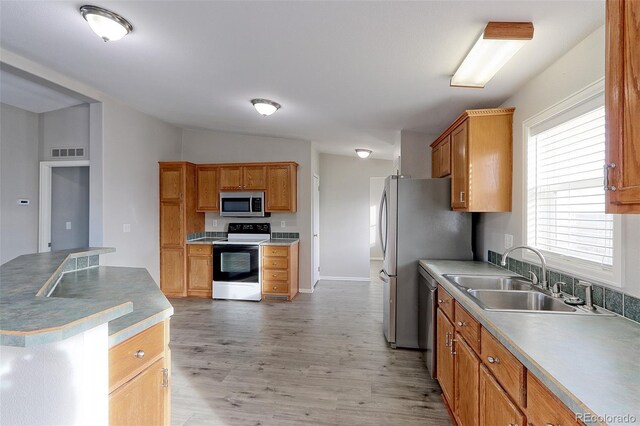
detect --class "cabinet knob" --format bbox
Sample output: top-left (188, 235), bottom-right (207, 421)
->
top-left (134, 350), bottom-right (145, 359)
top-left (438, 299), bottom-right (446, 304)
top-left (487, 356), bottom-right (500, 364)
top-left (272, 274), bottom-right (277, 278)
top-left (457, 321), bottom-right (465, 327)
top-left (273, 286), bottom-right (277, 290)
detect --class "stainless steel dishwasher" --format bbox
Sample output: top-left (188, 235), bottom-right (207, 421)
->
top-left (418, 264), bottom-right (437, 378)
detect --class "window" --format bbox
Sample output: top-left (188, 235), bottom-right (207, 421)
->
top-left (524, 80), bottom-right (621, 286)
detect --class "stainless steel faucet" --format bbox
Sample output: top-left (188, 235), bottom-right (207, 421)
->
top-left (501, 245), bottom-right (548, 289)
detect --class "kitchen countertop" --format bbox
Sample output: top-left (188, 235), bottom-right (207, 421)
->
top-left (1, 248), bottom-right (173, 348)
top-left (420, 260), bottom-right (640, 425)
top-left (187, 237), bottom-right (299, 246)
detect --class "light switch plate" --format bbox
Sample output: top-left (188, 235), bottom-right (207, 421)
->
top-left (212, 219), bottom-right (218, 228)
top-left (66, 222), bottom-right (72, 230)
top-left (280, 221), bottom-right (286, 228)
top-left (123, 224), bottom-right (131, 233)
top-left (504, 234), bottom-right (513, 249)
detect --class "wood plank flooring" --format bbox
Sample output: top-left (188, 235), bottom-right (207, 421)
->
top-left (169, 263), bottom-right (450, 425)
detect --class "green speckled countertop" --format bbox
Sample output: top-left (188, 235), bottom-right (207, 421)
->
top-left (1, 248), bottom-right (173, 348)
top-left (420, 260), bottom-right (640, 426)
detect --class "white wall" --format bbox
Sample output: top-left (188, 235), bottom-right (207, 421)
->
top-left (39, 104), bottom-right (90, 161)
top-left (1, 49), bottom-right (183, 284)
top-left (400, 130), bottom-right (434, 179)
top-left (475, 25), bottom-right (640, 298)
top-left (181, 128), bottom-right (315, 291)
top-left (0, 103), bottom-right (40, 263)
top-left (369, 177), bottom-right (386, 259)
top-left (319, 153), bottom-right (394, 279)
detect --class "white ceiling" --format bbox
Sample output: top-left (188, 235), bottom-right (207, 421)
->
top-left (0, 1), bottom-right (604, 159)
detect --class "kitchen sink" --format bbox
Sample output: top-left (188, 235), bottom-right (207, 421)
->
top-left (444, 274), bottom-right (534, 291)
top-left (467, 290), bottom-right (577, 313)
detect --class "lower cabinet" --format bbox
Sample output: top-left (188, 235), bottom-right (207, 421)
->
top-left (436, 308), bottom-right (455, 406)
top-left (261, 242), bottom-right (299, 300)
top-left (455, 334), bottom-right (480, 426)
top-left (109, 320), bottom-right (170, 425)
top-left (479, 365), bottom-right (525, 426)
top-left (187, 244), bottom-right (213, 298)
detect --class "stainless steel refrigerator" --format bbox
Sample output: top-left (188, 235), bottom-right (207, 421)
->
top-left (378, 176), bottom-right (472, 349)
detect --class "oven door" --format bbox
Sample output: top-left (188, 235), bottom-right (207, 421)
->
top-left (213, 244), bottom-right (260, 283)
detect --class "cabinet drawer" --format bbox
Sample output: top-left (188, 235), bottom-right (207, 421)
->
top-left (526, 371), bottom-right (578, 426)
top-left (109, 322), bottom-right (165, 391)
top-left (263, 280), bottom-right (289, 294)
top-left (263, 257), bottom-right (288, 270)
top-left (455, 302), bottom-right (481, 354)
top-left (187, 244), bottom-right (212, 255)
top-left (263, 269), bottom-right (288, 281)
top-left (437, 286), bottom-right (455, 321)
top-left (263, 245), bottom-right (289, 257)
top-left (480, 328), bottom-right (525, 407)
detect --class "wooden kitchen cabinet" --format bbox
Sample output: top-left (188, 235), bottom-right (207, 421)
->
top-left (431, 134), bottom-right (451, 178)
top-left (159, 162), bottom-right (204, 298)
top-left (480, 327), bottom-right (526, 407)
top-left (262, 242), bottom-right (299, 300)
top-left (436, 308), bottom-right (455, 407)
top-left (219, 164), bottom-right (267, 191)
top-left (196, 166), bottom-right (219, 211)
top-left (430, 108), bottom-right (514, 212)
top-left (187, 244), bottom-right (213, 298)
top-left (479, 365), bottom-right (525, 426)
top-left (455, 334), bottom-right (480, 426)
top-left (526, 371), bottom-right (579, 426)
top-left (266, 163), bottom-right (298, 212)
top-left (605, 0), bottom-right (640, 213)
top-left (109, 320), bottom-right (170, 426)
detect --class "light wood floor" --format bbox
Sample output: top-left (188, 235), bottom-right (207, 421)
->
top-left (169, 263), bottom-right (450, 426)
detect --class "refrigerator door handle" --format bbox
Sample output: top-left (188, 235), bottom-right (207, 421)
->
top-left (379, 269), bottom-right (389, 283)
top-left (379, 189), bottom-right (387, 256)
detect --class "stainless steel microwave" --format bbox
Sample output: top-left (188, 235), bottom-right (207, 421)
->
top-left (219, 192), bottom-right (268, 217)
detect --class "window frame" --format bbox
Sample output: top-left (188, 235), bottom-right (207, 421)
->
top-left (521, 78), bottom-right (622, 287)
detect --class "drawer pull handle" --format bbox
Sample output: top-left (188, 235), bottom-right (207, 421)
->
top-left (161, 368), bottom-right (169, 388)
top-left (272, 274), bottom-right (277, 277)
top-left (134, 350), bottom-right (145, 359)
top-left (456, 321), bottom-right (466, 327)
top-left (273, 286), bottom-right (277, 290)
top-left (438, 299), bottom-right (446, 304)
top-left (487, 356), bottom-right (500, 364)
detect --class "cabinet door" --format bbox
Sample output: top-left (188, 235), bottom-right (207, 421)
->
top-left (436, 308), bottom-right (455, 406)
top-left (526, 371), bottom-right (577, 426)
top-left (432, 145), bottom-right (441, 178)
top-left (479, 365), bottom-right (525, 426)
top-left (188, 255), bottom-right (212, 296)
top-left (160, 248), bottom-right (185, 296)
top-left (267, 165), bottom-right (296, 211)
top-left (243, 165), bottom-right (267, 190)
top-left (451, 121), bottom-right (469, 209)
top-left (160, 166), bottom-right (183, 202)
top-left (160, 202), bottom-right (184, 247)
top-left (196, 167), bottom-right (219, 211)
top-left (219, 166), bottom-right (243, 190)
top-left (109, 357), bottom-right (167, 426)
top-left (606, 0), bottom-right (640, 213)
top-left (455, 334), bottom-right (479, 426)
top-left (440, 136), bottom-right (451, 176)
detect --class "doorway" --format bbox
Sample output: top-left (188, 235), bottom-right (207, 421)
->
top-left (39, 160), bottom-right (90, 252)
top-left (313, 174), bottom-right (320, 286)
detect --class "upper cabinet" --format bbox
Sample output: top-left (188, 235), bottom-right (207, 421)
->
top-left (431, 108), bottom-right (514, 212)
top-left (196, 162), bottom-right (298, 213)
top-left (219, 165), bottom-right (267, 191)
top-left (605, 0), bottom-right (640, 213)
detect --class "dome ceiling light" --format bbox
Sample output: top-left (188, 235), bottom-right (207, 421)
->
top-left (80, 5), bottom-right (133, 42)
top-left (251, 99), bottom-right (281, 116)
top-left (355, 149), bottom-right (372, 159)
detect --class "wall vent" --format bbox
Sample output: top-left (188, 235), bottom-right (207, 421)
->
top-left (51, 148), bottom-right (85, 158)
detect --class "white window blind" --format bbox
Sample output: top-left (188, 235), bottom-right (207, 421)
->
top-left (527, 102), bottom-right (613, 267)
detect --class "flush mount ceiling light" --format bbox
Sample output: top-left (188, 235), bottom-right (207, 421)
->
top-left (251, 99), bottom-right (281, 116)
top-left (451, 22), bottom-right (534, 88)
top-left (80, 5), bottom-right (133, 42)
top-left (355, 149), bottom-right (372, 159)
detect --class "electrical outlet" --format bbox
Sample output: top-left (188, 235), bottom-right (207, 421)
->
top-left (123, 224), bottom-right (131, 233)
top-left (504, 234), bottom-right (514, 249)
top-left (66, 221), bottom-right (72, 230)
top-left (281, 221), bottom-right (286, 228)
top-left (212, 219), bottom-right (218, 228)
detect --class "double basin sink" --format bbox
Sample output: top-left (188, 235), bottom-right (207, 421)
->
top-left (443, 275), bottom-right (609, 315)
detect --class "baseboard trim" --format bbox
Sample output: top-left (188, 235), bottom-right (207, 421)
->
top-left (320, 276), bottom-right (370, 282)
top-left (370, 257), bottom-right (383, 261)
top-left (298, 288), bottom-right (314, 294)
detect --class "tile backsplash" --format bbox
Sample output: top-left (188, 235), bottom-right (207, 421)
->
top-left (187, 231), bottom-right (300, 240)
top-left (488, 250), bottom-right (640, 324)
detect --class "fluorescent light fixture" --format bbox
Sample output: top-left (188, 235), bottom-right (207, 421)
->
top-left (251, 99), bottom-right (281, 116)
top-left (80, 5), bottom-right (133, 42)
top-left (355, 149), bottom-right (372, 159)
top-left (451, 22), bottom-right (534, 88)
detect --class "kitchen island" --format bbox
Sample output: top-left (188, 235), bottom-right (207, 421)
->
top-left (0, 248), bottom-right (173, 425)
top-left (421, 260), bottom-right (640, 426)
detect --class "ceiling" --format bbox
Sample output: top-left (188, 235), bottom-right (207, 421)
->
top-left (0, 1), bottom-right (604, 159)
